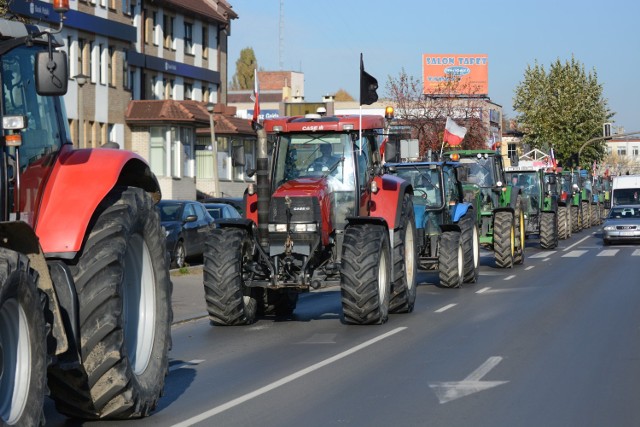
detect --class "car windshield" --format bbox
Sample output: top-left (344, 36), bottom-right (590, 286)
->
top-left (609, 207), bottom-right (640, 219)
top-left (158, 203), bottom-right (183, 221)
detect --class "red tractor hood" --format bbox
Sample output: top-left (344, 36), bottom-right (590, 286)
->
top-left (273, 177), bottom-right (331, 199)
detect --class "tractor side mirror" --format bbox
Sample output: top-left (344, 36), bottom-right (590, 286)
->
top-left (384, 140), bottom-right (398, 163)
top-left (36, 51), bottom-right (68, 96)
top-left (456, 166), bottom-right (468, 183)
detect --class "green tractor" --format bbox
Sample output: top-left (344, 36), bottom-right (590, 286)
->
top-left (446, 150), bottom-right (526, 268)
top-left (560, 170), bottom-right (589, 233)
top-left (505, 167), bottom-right (561, 249)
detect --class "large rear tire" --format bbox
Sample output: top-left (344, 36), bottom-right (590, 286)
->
top-left (438, 231), bottom-right (463, 288)
top-left (493, 211), bottom-right (514, 268)
top-left (48, 187), bottom-right (172, 420)
top-left (540, 211), bottom-right (558, 249)
top-left (581, 201), bottom-right (590, 229)
top-left (389, 194), bottom-right (418, 314)
top-left (203, 228), bottom-right (259, 325)
top-left (0, 249), bottom-right (47, 426)
top-left (340, 224), bottom-right (391, 325)
top-left (460, 215), bottom-right (479, 283)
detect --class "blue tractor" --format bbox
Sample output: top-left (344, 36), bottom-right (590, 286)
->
top-left (385, 154), bottom-right (480, 288)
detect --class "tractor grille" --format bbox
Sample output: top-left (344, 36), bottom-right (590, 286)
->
top-left (269, 196), bottom-right (320, 224)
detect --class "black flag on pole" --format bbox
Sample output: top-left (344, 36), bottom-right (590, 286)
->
top-left (360, 53), bottom-right (378, 105)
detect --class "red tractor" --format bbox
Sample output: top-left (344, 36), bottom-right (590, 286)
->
top-left (203, 112), bottom-right (417, 325)
top-left (0, 6), bottom-right (171, 425)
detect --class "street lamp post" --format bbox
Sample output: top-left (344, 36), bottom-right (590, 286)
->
top-left (207, 102), bottom-right (220, 197)
top-left (578, 130), bottom-right (640, 167)
top-left (73, 73), bottom-right (89, 148)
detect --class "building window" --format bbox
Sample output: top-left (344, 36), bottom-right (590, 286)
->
top-left (633, 146), bottom-right (639, 157)
top-left (108, 46), bottom-right (116, 86)
top-left (122, 0), bottom-right (131, 14)
top-left (99, 44), bottom-right (106, 85)
top-left (163, 14), bottom-right (174, 50)
top-left (152, 11), bottom-right (159, 46)
top-left (78, 39), bottom-right (85, 75)
top-left (150, 127), bottom-right (167, 176)
top-left (184, 83), bottom-right (193, 100)
top-left (185, 22), bottom-right (194, 55)
top-left (202, 26), bottom-right (208, 59)
top-left (89, 41), bottom-right (96, 83)
top-left (123, 50), bottom-right (130, 90)
top-left (507, 143), bottom-right (517, 160)
top-left (618, 147), bottom-right (627, 156)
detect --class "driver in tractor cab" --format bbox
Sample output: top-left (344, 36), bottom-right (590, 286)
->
top-left (309, 143), bottom-right (340, 172)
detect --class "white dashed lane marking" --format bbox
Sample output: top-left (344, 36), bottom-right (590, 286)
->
top-left (597, 249), bottom-right (619, 257)
top-left (562, 250), bottom-right (588, 258)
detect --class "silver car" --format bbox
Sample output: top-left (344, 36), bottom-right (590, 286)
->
top-left (602, 205), bottom-right (640, 245)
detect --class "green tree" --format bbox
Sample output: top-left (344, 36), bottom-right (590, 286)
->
top-left (513, 57), bottom-right (613, 169)
top-left (333, 88), bottom-right (354, 102)
top-left (230, 47), bottom-right (258, 90)
top-left (385, 69), bottom-right (489, 155)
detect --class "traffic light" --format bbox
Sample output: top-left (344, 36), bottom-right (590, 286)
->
top-left (603, 123), bottom-right (612, 138)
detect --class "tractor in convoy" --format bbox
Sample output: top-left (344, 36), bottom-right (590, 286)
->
top-left (0, 6), bottom-right (172, 425)
top-left (384, 141), bottom-right (479, 288)
top-left (203, 110), bottom-right (417, 325)
top-left (505, 166), bottom-right (561, 249)
top-left (560, 169), bottom-right (596, 232)
top-left (445, 149), bottom-right (526, 268)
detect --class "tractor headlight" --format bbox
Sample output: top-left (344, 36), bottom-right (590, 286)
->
top-left (268, 223), bottom-right (318, 232)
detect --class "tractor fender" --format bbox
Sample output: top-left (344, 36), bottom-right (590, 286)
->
top-left (369, 175), bottom-right (412, 230)
top-left (450, 202), bottom-right (472, 223)
top-left (35, 146), bottom-right (161, 257)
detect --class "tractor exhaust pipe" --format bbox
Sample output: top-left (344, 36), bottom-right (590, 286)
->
top-left (256, 127), bottom-right (270, 247)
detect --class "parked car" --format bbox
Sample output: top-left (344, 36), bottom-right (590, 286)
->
top-left (601, 205), bottom-right (640, 245)
top-left (201, 196), bottom-right (244, 216)
top-left (203, 202), bottom-right (242, 220)
top-left (156, 200), bottom-right (215, 268)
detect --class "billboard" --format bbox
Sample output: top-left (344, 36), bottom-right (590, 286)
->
top-left (422, 54), bottom-right (488, 96)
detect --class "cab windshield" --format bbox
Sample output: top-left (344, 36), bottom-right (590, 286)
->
top-left (458, 157), bottom-right (497, 187)
top-left (273, 132), bottom-right (356, 191)
top-left (394, 166), bottom-right (443, 209)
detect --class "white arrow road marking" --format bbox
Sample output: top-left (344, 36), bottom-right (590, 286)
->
top-left (169, 359), bottom-right (205, 372)
top-left (429, 356), bottom-right (509, 404)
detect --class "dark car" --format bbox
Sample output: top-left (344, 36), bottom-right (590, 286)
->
top-left (156, 200), bottom-right (215, 268)
top-left (203, 202), bottom-right (242, 220)
top-left (201, 197), bottom-right (244, 216)
top-left (602, 205), bottom-right (640, 245)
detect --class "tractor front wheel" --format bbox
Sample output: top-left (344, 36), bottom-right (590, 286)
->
top-left (389, 194), bottom-right (418, 313)
top-left (493, 211), bottom-right (514, 268)
top-left (438, 231), bottom-right (463, 288)
top-left (49, 187), bottom-right (172, 420)
top-left (340, 224), bottom-right (391, 325)
top-left (540, 211), bottom-right (558, 249)
top-left (460, 215), bottom-right (479, 284)
top-left (203, 227), bottom-right (259, 325)
top-left (0, 249), bottom-right (47, 427)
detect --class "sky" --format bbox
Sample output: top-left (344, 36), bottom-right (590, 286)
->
top-left (227, 0), bottom-right (640, 133)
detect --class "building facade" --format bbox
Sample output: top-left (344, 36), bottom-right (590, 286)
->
top-left (11, 0), bottom-right (249, 199)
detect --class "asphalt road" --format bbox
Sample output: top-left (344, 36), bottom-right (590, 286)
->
top-left (44, 230), bottom-right (640, 426)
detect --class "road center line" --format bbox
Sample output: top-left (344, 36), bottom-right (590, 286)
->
top-left (435, 303), bottom-right (457, 313)
top-left (563, 235), bottom-right (591, 251)
top-left (476, 287), bottom-right (491, 294)
top-left (171, 327), bottom-right (407, 427)
top-left (525, 266), bottom-right (534, 270)
top-left (504, 275), bottom-right (516, 281)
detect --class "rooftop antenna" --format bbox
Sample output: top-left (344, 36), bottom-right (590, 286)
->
top-left (279, 0), bottom-right (284, 70)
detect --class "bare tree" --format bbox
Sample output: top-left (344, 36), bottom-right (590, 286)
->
top-left (385, 69), bottom-right (489, 156)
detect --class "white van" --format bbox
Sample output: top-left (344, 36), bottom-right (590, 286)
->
top-left (611, 175), bottom-right (640, 205)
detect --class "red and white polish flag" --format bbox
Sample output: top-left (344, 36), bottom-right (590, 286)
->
top-left (443, 117), bottom-right (467, 146)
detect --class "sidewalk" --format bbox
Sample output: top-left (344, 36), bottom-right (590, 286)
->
top-left (169, 266), bottom-right (209, 324)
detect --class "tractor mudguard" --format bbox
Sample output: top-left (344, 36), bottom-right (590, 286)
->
top-left (34, 146), bottom-right (161, 257)
top-left (369, 175), bottom-right (412, 229)
top-left (450, 202), bottom-right (471, 222)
